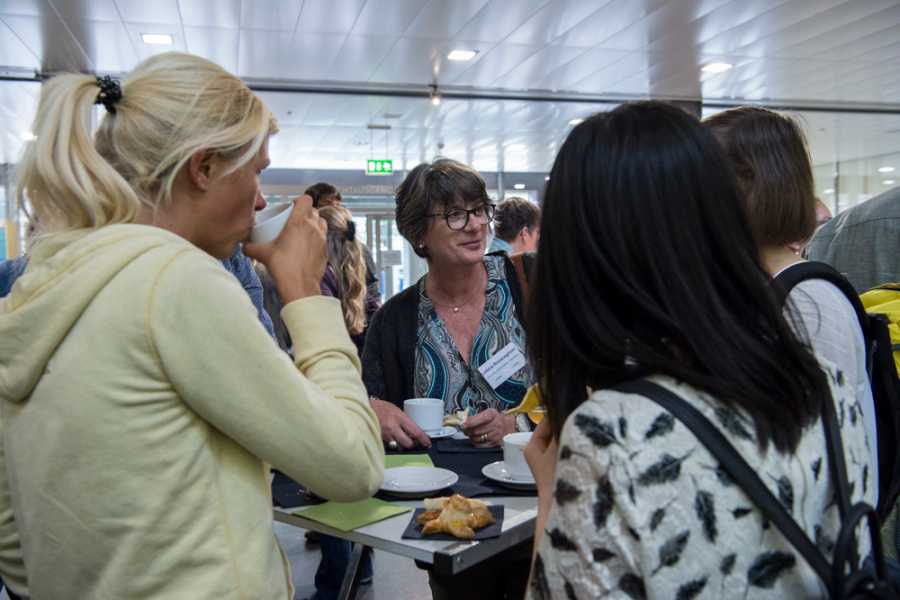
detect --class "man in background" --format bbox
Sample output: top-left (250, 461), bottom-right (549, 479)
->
top-left (488, 196), bottom-right (541, 255)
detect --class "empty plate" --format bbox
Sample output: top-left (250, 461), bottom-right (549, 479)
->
top-left (482, 461), bottom-right (536, 490)
top-left (380, 466), bottom-right (459, 498)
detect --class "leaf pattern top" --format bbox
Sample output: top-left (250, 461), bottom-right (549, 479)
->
top-left (528, 369), bottom-right (873, 600)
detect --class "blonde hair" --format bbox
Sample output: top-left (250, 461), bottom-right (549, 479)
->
top-left (17, 52), bottom-right (277, 235)
top-left (319, 205), bottom-right (367, 336)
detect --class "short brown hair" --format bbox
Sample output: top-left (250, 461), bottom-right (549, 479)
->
top-left (305, 182), bottom-right (341, 208)
top-left (494, 197), bottom-right (540, 241)
top-left (395, 158), bottom-right (489, 258)
top-left (704, 107), bottom-right (816, 247)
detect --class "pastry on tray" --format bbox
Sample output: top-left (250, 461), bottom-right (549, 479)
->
top-left (442, 410), bottom-right (467, 428)
top-left (416, 494), bottom-right (495, 540)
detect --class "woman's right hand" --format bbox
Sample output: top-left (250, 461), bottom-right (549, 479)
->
top-left (243, 195), bottom-right (327, 304)
top-left (370, 398), bottom-right (432, 449)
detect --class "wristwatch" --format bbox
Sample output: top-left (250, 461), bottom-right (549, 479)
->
top-left (515, 413), bottom-right (533, 432)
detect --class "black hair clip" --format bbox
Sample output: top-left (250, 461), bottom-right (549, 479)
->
top-left (346, 220), bottom-right (356, 242)
top-left (95, 75), bottom-right (122, 114)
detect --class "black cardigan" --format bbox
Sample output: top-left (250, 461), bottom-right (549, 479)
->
top-left (361, 253), bottom-right (533, 407)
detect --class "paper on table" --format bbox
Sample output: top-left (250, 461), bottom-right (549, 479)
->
top-left (384, 454), bottom-right (434, 468)
top-left (295, 498), bottom-right (411, 532)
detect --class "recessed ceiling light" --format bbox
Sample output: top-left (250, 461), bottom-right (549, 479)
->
top-left (21, 131), bottom-right (36, 141)
top-left (568, 118), bottom-right (584, 126)
top-left (884, 180), bottom-right (896, 185)
top-left (447, 49), bottom-right (478, 62)
top-left (823, 188), bottom-right (835, 194)
top-left (701, 62), bottom-right (733, 74)
top-left (878, 166), bottom-right (895, 173)
top-left (544, 176), bottom-right (550, 181)
top-left (141, 33), bottom-right (173, 45)
top-left (513, 183), bottom-right (525, 190)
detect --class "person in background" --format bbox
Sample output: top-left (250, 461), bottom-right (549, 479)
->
top-left (306, 182), bottom-right (343, 209)
top-left (805, 185), bottom-right (900, 292)
top-left (815, 198), bottom-right (833, 226)
top-left (0, 257), bottom-right (27, 299)
top-left (362, 158), bottom-right (533, 600)
top-left (704, 106), bottom-right (878, 488)
top-left (310, 204), bottom-right (380, 600)
top-left (524, 101), bottom-right (872, 599)
top-left (0, 52), bottom-right (383, 599)
top-left (488, 196), bottom-right (541, 255)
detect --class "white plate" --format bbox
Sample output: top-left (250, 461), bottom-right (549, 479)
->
top-left (380, 466), bottom-right (459, 498)
top-left (428, 426), bottom-right (457, 439)
top-left (482, 461), bottom-right (536, 490)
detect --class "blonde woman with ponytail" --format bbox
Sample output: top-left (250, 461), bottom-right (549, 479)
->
top-left (0, 53), bottom-right (383, 600)
top-left (318, 206), bottom-right (380, 355)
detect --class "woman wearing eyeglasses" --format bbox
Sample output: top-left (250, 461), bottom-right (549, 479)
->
top-left (362, 158), bottom-right (535, 453)
top-left (361, 157), bottom-right (535, 599)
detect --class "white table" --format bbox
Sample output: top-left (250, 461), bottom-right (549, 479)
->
top-left (274, 495), bottom-right (537, 600)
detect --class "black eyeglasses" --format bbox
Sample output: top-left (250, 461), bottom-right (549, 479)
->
top-left (428, 203), bottom-right (495, 231)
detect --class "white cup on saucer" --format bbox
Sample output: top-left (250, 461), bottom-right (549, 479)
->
top-left (502, 432), bottom-right (533, 479)
top-left (250, 204), bottom-right (292, 243)
top-left (403, 398), bottom-right (443, 435)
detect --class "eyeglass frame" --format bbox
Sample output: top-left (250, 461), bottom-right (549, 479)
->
top-left (427, 202), bottom-right (496, 231)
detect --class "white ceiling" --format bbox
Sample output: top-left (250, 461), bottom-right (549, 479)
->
top-left (2, 0), bottom-right (900, 175)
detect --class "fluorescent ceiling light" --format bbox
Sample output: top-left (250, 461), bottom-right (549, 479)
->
top-left (878, 166), bottom-right (895, 173)
top-left (701, 62), bottom-right (733, 74)
top-left (513, 183), bottom-right (525, 190)
top-left (884, 180), bottom-right (896, 185)
top-left (447, 49), bottom-right (478, 62)
top-left (21, 131), bottom-right (36, 141)
top-left (141, 33), bottom-right (173, 45)
top-left (568, 118), bottom-right (584, 126)
top-left (823, 188), bottom-right (835, 194)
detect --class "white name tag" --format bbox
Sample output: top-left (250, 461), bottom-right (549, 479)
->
top-left (478, 342), bottom-right (527, 390)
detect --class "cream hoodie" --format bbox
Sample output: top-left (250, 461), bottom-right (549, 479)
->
top-left (0, 224), bottom-right (384, 599)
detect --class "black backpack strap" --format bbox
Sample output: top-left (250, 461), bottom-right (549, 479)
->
top-left (614, 379), bottom-right (834, 587)
top-left (774, 261), bottom-right (872, 345)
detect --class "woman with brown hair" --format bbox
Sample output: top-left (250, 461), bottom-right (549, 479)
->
top-left (704, 107), bottom-right (878, 489)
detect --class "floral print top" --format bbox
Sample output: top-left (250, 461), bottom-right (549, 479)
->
top-left (529, 365), bottom-right (872, 599)
top-left (413, 254), bottom-right (532, 415)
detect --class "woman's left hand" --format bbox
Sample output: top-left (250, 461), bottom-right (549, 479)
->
top-left (461, 408), bottom-right (515, 447)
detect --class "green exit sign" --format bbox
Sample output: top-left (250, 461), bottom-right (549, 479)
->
top-left (366, 159), bottom-right (393, 176)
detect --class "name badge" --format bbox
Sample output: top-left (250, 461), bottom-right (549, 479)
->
top-left (478, 342), bottom-right (527, 390)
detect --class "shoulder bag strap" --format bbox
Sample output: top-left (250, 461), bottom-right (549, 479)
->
top-left (614, 379), bottom-right (833, 586)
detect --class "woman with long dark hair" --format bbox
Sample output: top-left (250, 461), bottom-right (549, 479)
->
top-left (523, 101), bottom-right (872, 598)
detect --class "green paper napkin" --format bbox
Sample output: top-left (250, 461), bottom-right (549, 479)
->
top-left (295, 498), bottom-right (411, 532)
top-left (384, 454), bottom-right (434, 469)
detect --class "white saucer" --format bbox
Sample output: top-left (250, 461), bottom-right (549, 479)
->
top-left (450, 429), bottom-right (470, 440)
top-left (482, 461), bottom-right (536, 490)
top-left (380, 466), bottom-right (459, 498)
top-left (427, 426), bottom-right (457, 439)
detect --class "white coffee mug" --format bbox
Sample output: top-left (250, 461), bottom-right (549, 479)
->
top-left (403, 398), bottom-right (444, 435)
top-left (250, 203), bottom-right (292, 243)
top-left (502, 432), bottom-right (533, 479)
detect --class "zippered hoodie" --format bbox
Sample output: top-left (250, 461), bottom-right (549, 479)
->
top-left (0, 224), bottom-right (384, 599)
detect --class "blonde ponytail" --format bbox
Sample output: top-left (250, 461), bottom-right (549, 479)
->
top-left (17, 74), bottom-right (141, 233)
top-left (17, 52), bottom-right (277, 237)
top-left (319, 206), bottom-right (368, 335)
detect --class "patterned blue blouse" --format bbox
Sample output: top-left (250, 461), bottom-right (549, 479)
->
top-left (413, 255), bottom-right (532, 415)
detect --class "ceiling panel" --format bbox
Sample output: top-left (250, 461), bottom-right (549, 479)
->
top-left (122, 21), bottom-right (186, 60)
top-left (491, 44), bottom-right (586, 90)
top-left (450, 0), bottom-right (552, 43)
top-left (323, 35), bottom-right (398, 82)
top-left (296, 0), bottom-right (366, 34)
top-left (73, 19), bottom-right (137, 73)
top-left (2, 13), bottom-right (90, 72)
top-left (52, 0), bottom-right (121, 22)
top-left (179, 0), bottom-right (240, 28)
top-left (184, 26), bottom-right (239, 73)
top-left (0, 16), bottom-right (40, 69)
top-left (350, 0), bottom-right (426, 36)
top-left (449, 42), bottom-right (541, 87)
top-left (238, 30), bottom-right (342, 80)
top-left (404, 0), bottom-right (489, 40)
top-left (113, 0), bottom-right (181, 24)
top-left (239, 0), bottom-right (302, 31)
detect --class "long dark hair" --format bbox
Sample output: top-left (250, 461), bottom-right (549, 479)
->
top-left (529, 101), bottom-right (829, 454)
